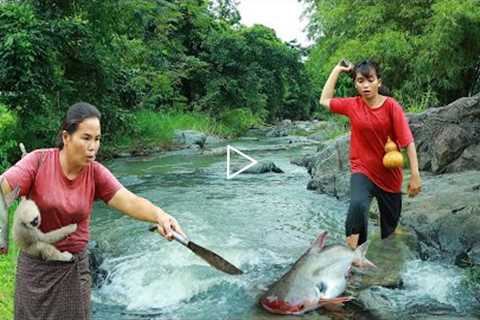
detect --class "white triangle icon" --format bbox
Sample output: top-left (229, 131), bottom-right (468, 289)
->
top-left (226, 145), bottom-right (258, 179)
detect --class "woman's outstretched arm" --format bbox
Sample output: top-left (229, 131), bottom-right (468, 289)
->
top-left (320, 63), bottom-right (352, 110)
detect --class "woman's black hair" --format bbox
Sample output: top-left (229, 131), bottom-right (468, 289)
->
top-left (57, 102), bottom-right (101, 149)
top-left (353, 60), bottom-right (391, 96)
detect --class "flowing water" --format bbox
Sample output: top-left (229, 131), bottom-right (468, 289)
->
top-left (90, 137), bottom-right (479, 320)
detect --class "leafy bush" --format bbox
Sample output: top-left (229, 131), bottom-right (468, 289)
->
top-left (0, 104), bottom-right (18, 171)
top-left (219, 108), bottom-right (263, 137)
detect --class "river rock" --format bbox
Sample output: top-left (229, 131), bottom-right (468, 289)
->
top-left (295, 133), bottom-right (351, 199)
top-left (408, 93), bottom-right (480, 173)
top-left (345, 232), bottom-right (414, 300)
top-left (234, 161), bottom-right (284, 174)
top-left (357, 287), bottom-right (457, 320)
top-left (245, 127), bottom-right (273, 137)
top-left (401, 170), bottom-right (480, 266)
top-left (205, 135), bottom-right (224, 146)
top-left (173, 130), bottom-right (207, 148)
top-left (88, 241), bottom-right (109, 288)
top-left (265, 120), bottom-right (336, 138)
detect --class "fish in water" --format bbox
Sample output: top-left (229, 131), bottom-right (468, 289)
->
top-left (260, 231), bottom-right (375, 315)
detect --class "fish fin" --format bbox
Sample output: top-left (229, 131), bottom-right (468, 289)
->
top-left (319, 296), bottom-right (352, 307)
top-left (312, 230), bottom-right (328, 250)
top-left (353, 242), bottom-right (377, 269)
top-left (356, 241), bottom-right (369, 256)
top-left (4, 186), bottom-right (21, 208)
top-left (360, 258), bottom-right (377, 269)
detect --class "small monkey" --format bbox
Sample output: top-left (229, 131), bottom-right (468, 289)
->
top-left (13, 199), bottom-right (77, 261)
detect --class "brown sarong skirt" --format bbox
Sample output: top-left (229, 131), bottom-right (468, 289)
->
top-left (14, 249), bottom-right (91, 320)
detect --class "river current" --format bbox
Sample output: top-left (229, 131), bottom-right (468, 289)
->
top-left (90, 137), bottom-right (478, 320)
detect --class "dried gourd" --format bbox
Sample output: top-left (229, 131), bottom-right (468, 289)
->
top-left (383, 137), bottom-right (403, 169)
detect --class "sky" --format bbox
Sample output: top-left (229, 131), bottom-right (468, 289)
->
top-left (237, 0), bottom-right (312, 46)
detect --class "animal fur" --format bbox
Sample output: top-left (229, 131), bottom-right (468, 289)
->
top-left (13, 199), bottom-right (77, 261)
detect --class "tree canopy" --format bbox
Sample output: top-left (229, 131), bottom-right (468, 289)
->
top-left (0, 0), bottom-right (316, 167)
top-left (303, 0), bottom-right (480, 110)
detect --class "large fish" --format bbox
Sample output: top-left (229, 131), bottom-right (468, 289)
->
top-left (260, 231), bottom-right (375, 315)
top-left (0, 177), bottom-right (20, 254)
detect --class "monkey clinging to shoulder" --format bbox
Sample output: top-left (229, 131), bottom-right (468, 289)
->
top-left (13, 199), bottom-right (77, 261)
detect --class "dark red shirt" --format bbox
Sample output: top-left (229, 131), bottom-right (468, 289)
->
top-left (3, 148), bottom-right (122, 253)
top-left (330, 96), bottom-right (413, 193)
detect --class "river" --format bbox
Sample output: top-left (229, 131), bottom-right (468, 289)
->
top-left (90, 137), bottom-right (478, 320)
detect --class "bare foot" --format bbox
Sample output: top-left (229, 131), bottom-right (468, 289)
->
top-left (346, 234), bottom-right (359, 249)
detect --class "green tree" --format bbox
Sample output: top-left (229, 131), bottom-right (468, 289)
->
top-left (302, 0), bottom-right (480, 109)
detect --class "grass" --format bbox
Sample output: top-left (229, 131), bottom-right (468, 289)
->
top-left (134, 110), bottom-right (218, 145)
top-left (0, 204), bottom-right (19, 320)
top-left (397, 88), bottom-right (439, 114)
top-left (111, 109), bottom-right (263, 153)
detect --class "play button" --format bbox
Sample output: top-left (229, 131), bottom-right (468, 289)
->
top-left (226, 145), bottom-right (258, 179)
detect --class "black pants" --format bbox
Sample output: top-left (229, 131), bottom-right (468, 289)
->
top-left (345, 173), bottom-right (402, 245)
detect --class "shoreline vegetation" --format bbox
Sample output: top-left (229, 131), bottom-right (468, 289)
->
top-left (101, 108), bottom-right (263, 159)
top-left (0, 204), bottom-right (18, 318)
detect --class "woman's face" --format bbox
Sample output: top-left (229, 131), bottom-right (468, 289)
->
top-left (355, 71), bottom-right (382, 99)
top-left (63, 117), bottom-right (101, 167)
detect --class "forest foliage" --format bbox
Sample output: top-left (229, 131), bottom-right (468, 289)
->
top-left (0, 0), bottom-right (315, 169)
top-left (302, 0), bottom-right (480, 112)
top-left (1, 0), bottom-right (479, 170)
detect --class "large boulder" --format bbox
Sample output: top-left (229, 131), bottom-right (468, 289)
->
top-left (408, 93), bottom-right (480, 173)
top-left (293, 133), bottom-right (351, 199)
top-left (173, 130), bottom-right (207, 148)
top-left (400, 170), bottom-right (480, 266)
top-left (234, 161), bottom-right (283, 175)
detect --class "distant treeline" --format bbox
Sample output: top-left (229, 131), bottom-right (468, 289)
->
top-left (0, 0), bottom-right (316, 169)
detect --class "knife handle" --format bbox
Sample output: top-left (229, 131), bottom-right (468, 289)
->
top-left (149, 224), bottom-right (190, 246)
top-left (172, 230), bottom-right (189, 246)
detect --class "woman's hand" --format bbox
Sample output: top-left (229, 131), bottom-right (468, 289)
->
top-left (154, 212), bottom-right (186, 241)
top-left (320, 59), bottom-right (353, 108)
top-left (337, 59), bottom-right (354, 73)
top-left (407, 173), bottom-right (422, 197)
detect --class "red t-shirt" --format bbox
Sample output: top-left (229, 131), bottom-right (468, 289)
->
top-left (330, 96), bottom-right (413, 193)
top-left (3, 148), bottom-right (122, 253)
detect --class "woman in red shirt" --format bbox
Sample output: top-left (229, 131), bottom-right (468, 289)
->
top-left (1, 102), bottom-right (186, 320)
top-left (320, 60), bottom-right (422, 249)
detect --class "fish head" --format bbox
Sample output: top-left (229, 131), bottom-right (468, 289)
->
top-left (261, 276), bottom-right (343, 315)
top-left (260, 287), bottom-right (320, 315)
top-left (261, 231), bottom-right (334, 315)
